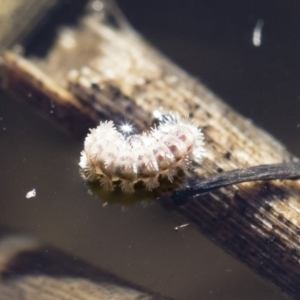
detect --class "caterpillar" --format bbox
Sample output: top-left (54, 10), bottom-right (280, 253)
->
top-left (79, 112), bottom-right (205, 193)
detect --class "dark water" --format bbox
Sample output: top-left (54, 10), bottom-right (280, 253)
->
top-left (0, 0), bottom-right (297, 299)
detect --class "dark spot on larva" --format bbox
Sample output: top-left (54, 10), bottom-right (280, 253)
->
top-left (169, 145), bottom-right (177, 153)
top-left (195, 104), bottom-right (200, 109)
top-left (156, 154), bottom-right (164, 162)
top-left (179, 134), bottom-right (187, 142)
top-left (205, 111), bottom-right (211, 118)
top-left (224, 151), bottom-right (231, 160)
top-left (217, 167), bottom-right (223, 173)
top-left (189, 113), bottom-right (194, 118)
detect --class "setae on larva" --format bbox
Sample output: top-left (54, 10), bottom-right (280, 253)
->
top-left (79, 112), bottom-right (205, 193)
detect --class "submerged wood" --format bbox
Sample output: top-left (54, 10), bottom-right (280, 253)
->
top-left (0, 228), bottom-right (170, 300)
top-left (1, 0), bottom-right (299, 298)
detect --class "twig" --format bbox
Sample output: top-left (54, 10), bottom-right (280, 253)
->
top-left (173, 162), bottom-right (300, 205)
top-left (1, 0), bottom-right (300, 298)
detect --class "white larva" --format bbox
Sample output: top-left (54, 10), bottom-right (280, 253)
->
top-left (79, 112), bottom-right (205, 193)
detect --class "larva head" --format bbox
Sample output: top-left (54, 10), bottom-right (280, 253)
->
top-left (167, 118), bottom-right (205, 163)
top-left (185, 124), bottom-right (205, 162)
top-left (177, 126), bottom-right (200, 155)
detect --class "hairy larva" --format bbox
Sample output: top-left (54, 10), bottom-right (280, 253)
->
top-left (79, 112), bottom-right (205, 193)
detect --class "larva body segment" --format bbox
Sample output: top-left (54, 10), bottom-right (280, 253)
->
top-left (79, 113), bottom-right (205, 192)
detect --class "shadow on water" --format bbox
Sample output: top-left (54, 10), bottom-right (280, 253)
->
top-left (86, 171), bottom-right (187, 206)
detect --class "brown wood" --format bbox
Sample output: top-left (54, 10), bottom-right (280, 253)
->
top-left (0, 227), bottom-right (170, 300)
top-left (0, 0), bottom-right (299, 298)
top-left (0, 0), bottom-right (59, 52)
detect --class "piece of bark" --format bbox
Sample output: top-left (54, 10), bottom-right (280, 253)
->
top-left (0, 0), bottom-right (59, 52)
top-left (0, 227), bottom-right (170, 300)
top-left (1, 0), bottom-right (299, 298)
top-left (2, 51), bottom-right (99, 137)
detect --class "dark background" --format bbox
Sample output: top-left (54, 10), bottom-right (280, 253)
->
top-left (0, 0), bottom-right (299, 299)
top-left (119, 0), bottom-right (300, 157)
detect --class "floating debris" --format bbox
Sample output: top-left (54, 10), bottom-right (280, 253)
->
top-left (253, 19), bottom-right (264, 47)
top-left (26, 189), bottom-right (36, 199)
top-left (174, 223), bottom-right (189, 230)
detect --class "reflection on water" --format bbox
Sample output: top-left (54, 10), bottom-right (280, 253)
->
top-left (86, 169), bottom-right (187, 206)
top-left (87, 180), bottom-right (158, 207)
top-left (252, 19), bottom-right (264, 47)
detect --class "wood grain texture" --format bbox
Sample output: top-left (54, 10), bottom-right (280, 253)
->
top-left (1, 0), bottom-right (299, 298)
